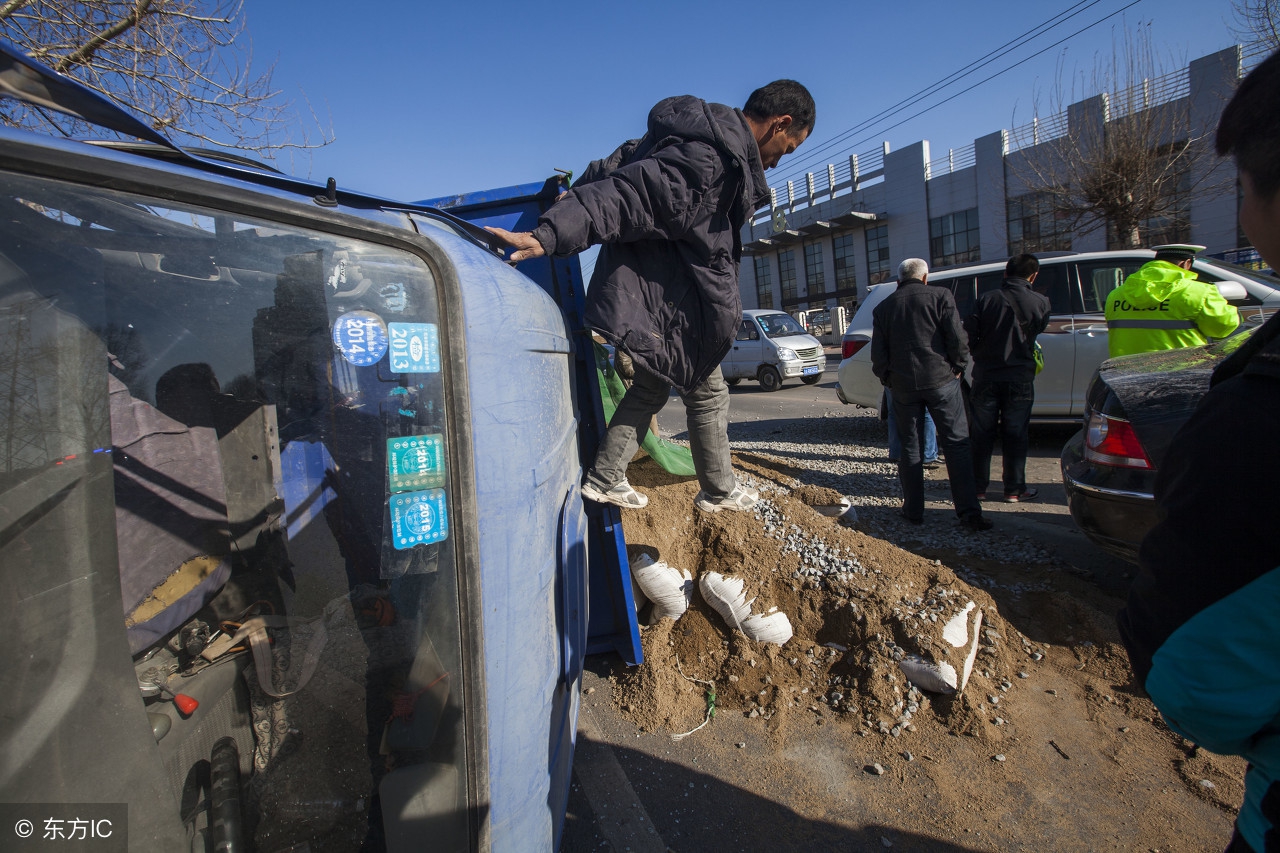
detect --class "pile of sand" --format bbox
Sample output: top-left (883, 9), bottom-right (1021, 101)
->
top-left (611, 456), bottom-right (1038, 744)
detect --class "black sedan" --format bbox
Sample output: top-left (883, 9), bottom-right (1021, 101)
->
top-left (1060, 330), bottom-right (1256, 562)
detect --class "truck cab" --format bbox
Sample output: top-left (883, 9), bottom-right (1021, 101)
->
top-left (0, 44), bottom-right (636, 852)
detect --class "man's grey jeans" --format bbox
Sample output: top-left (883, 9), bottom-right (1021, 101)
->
top-left (586, 361), bottom-right (735, 499)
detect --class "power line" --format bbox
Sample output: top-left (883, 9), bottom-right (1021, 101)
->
top-left (811, 0), bottom-right (1145, 169)
top-left (775, 0), bottom-right (1106, 180)
top-left (771, 0), bottom-right (1142, 186)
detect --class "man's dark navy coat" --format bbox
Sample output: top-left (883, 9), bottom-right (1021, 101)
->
top-left (530, 95), bottom-right (771, 394)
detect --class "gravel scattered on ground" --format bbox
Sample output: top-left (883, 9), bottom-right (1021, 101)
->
top-left (725, 409), bottom-right (1059, 567)
top-left (592, 404), bottom-right (1246, 853)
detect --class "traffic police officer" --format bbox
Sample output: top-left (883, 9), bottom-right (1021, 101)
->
top-left (1104, 244), bottom-right (1240, 357)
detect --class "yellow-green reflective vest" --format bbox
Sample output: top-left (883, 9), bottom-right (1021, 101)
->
top-left (1104, 260), bottom-right (1240, 358)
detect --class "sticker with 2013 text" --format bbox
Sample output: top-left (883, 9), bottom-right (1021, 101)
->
top-left (388, 323), bottom-right (439, 373)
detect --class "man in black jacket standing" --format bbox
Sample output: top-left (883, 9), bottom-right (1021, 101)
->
top-left (871, 258), bottom-right (991, 530)
top-left (486, 81), bottom-right (814, 513)
top-left (964, 253), bottom-right (1050, 502)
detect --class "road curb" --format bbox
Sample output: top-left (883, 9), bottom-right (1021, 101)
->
top-left (574, 702), bottom-right (667, 853)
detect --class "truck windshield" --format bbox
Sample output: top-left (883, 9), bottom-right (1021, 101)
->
top-left (0, 170), bottom-right (470, 849)
top-left (757, 313), bottom-right (807, 338)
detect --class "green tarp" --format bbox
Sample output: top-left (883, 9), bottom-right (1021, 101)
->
top-left (593, 343), bottom-right (695, 476)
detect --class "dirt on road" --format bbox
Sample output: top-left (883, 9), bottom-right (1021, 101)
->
top-left (580, 453), bottom-right (1244, 852)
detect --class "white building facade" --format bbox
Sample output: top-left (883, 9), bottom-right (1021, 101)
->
top-left (740, 46), bottom-right (1251, 315)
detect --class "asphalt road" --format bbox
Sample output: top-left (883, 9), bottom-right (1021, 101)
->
top-left (560, 359), bottom-right (1135, 852)
top-left (656, 360), bottom-right (1133, 590)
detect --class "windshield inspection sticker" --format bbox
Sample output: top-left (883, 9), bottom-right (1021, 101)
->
top-left (388, 323), bottom-right (440, 373)
top-left (388, 435), bottom-right (445, 492)
top-left (333, 310), bottom-right (389, 367)
top-left (389, 488), bottom-right (448, 549)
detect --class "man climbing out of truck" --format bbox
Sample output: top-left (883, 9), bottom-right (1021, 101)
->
top-left (486, 80), bottom-right (815, 513)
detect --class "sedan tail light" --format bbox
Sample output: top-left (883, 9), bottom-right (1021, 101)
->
top-left (841, 338), bottom-right (868, 360)
top-left (1083, 410), bottom-right (1153, 470)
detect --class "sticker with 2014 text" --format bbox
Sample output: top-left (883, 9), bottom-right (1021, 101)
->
top-left (387, 435), bottom-right (445, 492)
top-left (332, 310), bottom-right (389, 367)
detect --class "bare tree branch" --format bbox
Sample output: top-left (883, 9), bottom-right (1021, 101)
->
top-left (56, 0), bottom-right (154, 72)
top-left (0, 1), bottom-right (333, 159)
top-left (1231, 0), bottom-right (1280, 51)
top-left (0, 0), bottom-right (34, 20)
top-left (1008, 31), bottom-right (1231, 250)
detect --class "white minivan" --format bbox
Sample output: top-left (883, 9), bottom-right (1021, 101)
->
top-left (723, 309), bottom-right (827, 391)
top-left (836, 249), bottom-right (1280, 420)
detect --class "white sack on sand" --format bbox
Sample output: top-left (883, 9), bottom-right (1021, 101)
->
top-left (942, 601), bottom-right (976, 648)
top-left (741, 610), bottom-right (794, 646)
top-left (898, 655), bottom-right (959, 694)
top-left (699, 572), bottom-right (792, 645)
top-left (896, 601), bottom-right (983, 696)
top-left (631, 554), bottom-right (693, 621)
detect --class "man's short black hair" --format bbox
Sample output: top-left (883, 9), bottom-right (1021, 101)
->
top-left (744, 80), bottom-right (816, 135)
top-left (1216, 48), bottom-right (1280, 200)
top-left (1006, 253), bottom-right (1040, 279)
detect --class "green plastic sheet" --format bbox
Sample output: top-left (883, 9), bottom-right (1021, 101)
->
top-left (593, 343), bottom-right (696, 476)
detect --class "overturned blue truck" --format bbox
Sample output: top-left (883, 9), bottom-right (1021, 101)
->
top-left (0, 41), bottom-right (642, 852)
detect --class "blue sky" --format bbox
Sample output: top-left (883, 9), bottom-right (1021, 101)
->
top-left (245, 0), bottom-right (1249, 203)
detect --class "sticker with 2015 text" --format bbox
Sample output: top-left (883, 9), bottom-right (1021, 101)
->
top-left (389, 488), bottom-right (448, 549)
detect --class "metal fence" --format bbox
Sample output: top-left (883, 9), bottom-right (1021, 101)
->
top-left (751, 144), bottom-right (887, 227)
top-left (1108, 66), bottom-right (1190, 121)
top-left (1006, 112), bottom-right (1070, 154)
top-left (926, 143), bottom-right (977, 178)
top-left (753, 44), bottom-right (1247, 227)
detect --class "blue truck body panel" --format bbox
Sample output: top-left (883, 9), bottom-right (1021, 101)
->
top-left (0, 39), bottom-right (642, 852)
top-left (418, 185), bottom-right (643, 668)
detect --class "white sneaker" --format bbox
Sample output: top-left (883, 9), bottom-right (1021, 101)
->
top-left (694, 483), bottom-right (759, 513)
top-left (581, 479), bottom-right (648, 509)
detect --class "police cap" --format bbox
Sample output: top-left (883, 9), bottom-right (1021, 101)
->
top-left (1152, 243), bottom-right (1206, 263)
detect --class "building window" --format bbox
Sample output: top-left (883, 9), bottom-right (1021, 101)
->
top-left (833, 232), bottom-right (858, 291)
top-left (778, 249), bottom-right (798, 303)
top-left (1007, 191), bottom-right (1071, 255)
top-left (866, 224), bottom-right (891, 284)
top-left (753, 256), bottom-right (774, 309)
top-left (1106, 201), bottom-right (1191, 249)
top-left (1105, 148), bottom-right (1191, 249)
top-left (1137, 167), bottom-right (1191, 249)
top-left (803, 241), bottom-right (825, 303)
top-left (930, 208), bottom-right (981, 268)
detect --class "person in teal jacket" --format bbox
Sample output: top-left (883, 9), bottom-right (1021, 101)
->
top-left (1105, 244), bottom-right (1240, 357)
top-left (1118, 48), bottom-right (1280, 853)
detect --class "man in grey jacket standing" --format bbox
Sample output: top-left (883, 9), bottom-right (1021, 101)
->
top-left (871, 258), bottom-right (991, 531)
top-left (486, 81), bottom-right (814, 513)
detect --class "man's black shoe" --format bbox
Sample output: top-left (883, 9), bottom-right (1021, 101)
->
top-left (898, 510), bottom-right (924, 525)
top-left (961, 514), bottom-right (993, 531)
